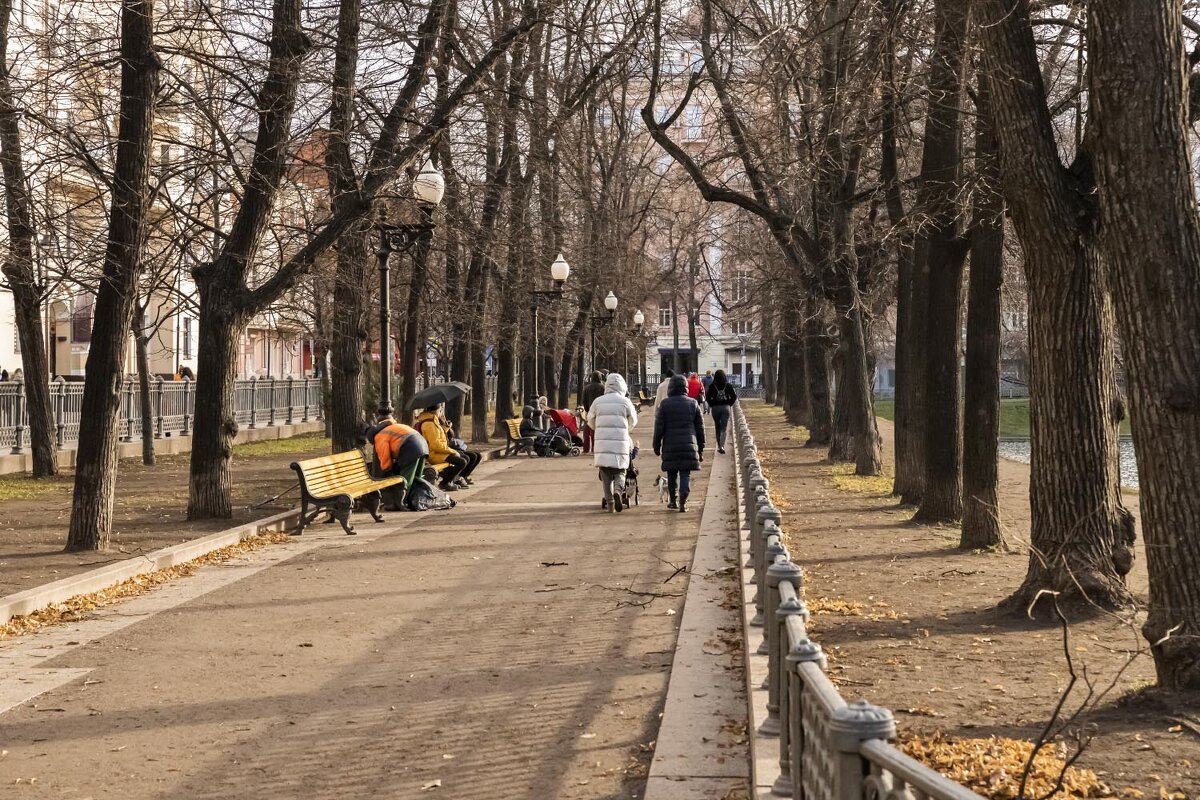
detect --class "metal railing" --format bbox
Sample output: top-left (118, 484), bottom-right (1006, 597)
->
top-left (731, 402), bottom-right (983, 799)
top-left (0, 377), bottom-right (324, 454)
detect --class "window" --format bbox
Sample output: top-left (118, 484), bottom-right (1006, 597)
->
top-left (658, 298), bottom-right (673, 328)
top-left (159, 143), bottom-right (172, 168)
top-left (685, 106), bottom-right (703, 140)
top-left (13, 325), bottom-right (20, 354)
top-left (182, 317), bottom-right (193, 359)
top-left (730, 319), bottom-right (753, 336)
top-left (731, 269), bottom-right (751, 303)
top-left (71, 294), bottom-right (93, 343)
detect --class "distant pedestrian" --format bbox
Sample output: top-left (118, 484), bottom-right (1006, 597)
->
top-left (0, 367), bottom-right (8, 382)
top-left (654, 375), bottom-right (704, 512)
top-left (580, 370), bottom-right (605, 453)
top-left (687, 373), bottom-right (703, 402)
top-left (588, 372), bottom-right (638, 512)
top-left (654, 369), bottom-right (674, 408)
top-left (705, 369), bottom-right (738, 454)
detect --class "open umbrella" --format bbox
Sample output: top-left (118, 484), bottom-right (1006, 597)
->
top-left (406, 381), bottom-right (471, 410)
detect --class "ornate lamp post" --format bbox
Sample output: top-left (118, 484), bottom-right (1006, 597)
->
top-left (529, 253), bottom-right (570, 397)
top-left (376, 159), bottom-right (444, 419)
top-left (589, 291), bottom-right (618, 373)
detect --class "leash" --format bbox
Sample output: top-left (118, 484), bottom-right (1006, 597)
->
top-left (248, 482), bottom-right (299, 511)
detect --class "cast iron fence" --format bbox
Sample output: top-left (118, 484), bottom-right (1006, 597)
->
top-left (731, 402), bottom-right (983, 799)
top-left (0, 377), bottom-right (324, 454)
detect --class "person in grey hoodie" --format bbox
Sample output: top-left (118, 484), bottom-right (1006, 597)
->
top-left (586, 372), bottom-right (638, 512)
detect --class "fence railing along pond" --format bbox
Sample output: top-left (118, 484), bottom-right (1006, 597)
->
top-left (0, 377), bottom-right (325, 454)
top-left (731, 402), bottom-right (983, 799)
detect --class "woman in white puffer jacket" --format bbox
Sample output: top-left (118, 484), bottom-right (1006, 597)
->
top-left (587, 372), bottom-right (638, 512)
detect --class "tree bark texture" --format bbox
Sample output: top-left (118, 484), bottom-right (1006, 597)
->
top-left (135, 327), bottom-right (155, 466)
top-left (960, 79), bottom-right (1004, 550)
top-left (829, 335), bottom-right (853, 463)
top-left (0, 0), bottom-right (56, 477)
top-left (761, 295), bottom-right (777, 405)
top-left (978, 0), bottom-right (1134, 610)
top-left (66, 0), bottom-right (159, 550)
top-left (329, 223), bottom-right (370, 451)
top-left (913, 0), bottom-right (970, 523)
top-left (843, 306), bottom-right (882, 476)
top-left (804, 304), bottom-right (833, 446)
top-left (1087, 0), bottom-right (1200, 687)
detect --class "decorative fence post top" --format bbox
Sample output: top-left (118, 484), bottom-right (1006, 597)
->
top-left (777, 596), bottom-right (806, 619)
top-left (830, 700), bottom-right (896, 751)
top-left (786, 637), bottom-right (826, 668)
top-left (766, 557), bottom-right (802, 588)
top-left (760, 506), bottom-right (782, 526)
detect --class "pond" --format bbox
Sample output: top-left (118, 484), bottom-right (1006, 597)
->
top-left (997, 438), bottom-right (1139, 489)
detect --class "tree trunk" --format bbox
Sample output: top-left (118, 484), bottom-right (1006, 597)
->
top-left (979, 0), bottom-right (1134, 611)
top-left (1087, 0), bottom-right (1200, 687)
top-left (494, 334), bottom-right (515, 433)
top-left (960, 80), bottom-right (1004, 550)
top-left (843, 306), bottom-right (882, 476)
top-left (65, 0), bottom-right (158, 551)
top-left (804, 307), bottom-right (832, 446)
top-left (329, 222), bottom-right (370, 450)
top-left (188, 299), bottom-right (243, 520)
top-left (0, 0), bottom-right (55, 477)
top-left (470, 341), bottom-right (489, 443)
top-left (135, 331), bottom-right (155, 466)
top-left (829, 333), bottom-right (854, 463)
top-left (912, 0), bottom-right (970, 524)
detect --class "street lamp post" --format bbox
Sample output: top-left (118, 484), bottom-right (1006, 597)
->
top-left (625, 309), bottom-right (644, 381)
top-left (529, 253), bottom-right (571, 398)
top-left (376, 159), bottom-right (444, 419)
top-left (589, 291), bottom-right (618, 373)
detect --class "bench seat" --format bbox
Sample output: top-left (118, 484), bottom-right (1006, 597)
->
top-left (291, 450), bottom-right (406, 535)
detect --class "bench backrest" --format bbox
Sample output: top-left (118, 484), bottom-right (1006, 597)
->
top-left (291, 450), bottom-right (372, 498)
top-left (505, 418), bottom-right (523, 441)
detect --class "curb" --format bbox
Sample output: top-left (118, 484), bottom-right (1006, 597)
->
top-left (0, 508), bottom-right (300, 626)
top-left (1, 442), bottom-right (508, 627)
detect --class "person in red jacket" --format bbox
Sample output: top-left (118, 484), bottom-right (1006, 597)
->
top-left (686, 373), bottom-right (704, 405)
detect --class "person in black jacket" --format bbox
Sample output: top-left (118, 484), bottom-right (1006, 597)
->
top-left (705, 369), bottom-right (738, 454)
top-left (580, 370), bottom-right (605, 453)
top-left (653, 374), bottom-right (705, 512)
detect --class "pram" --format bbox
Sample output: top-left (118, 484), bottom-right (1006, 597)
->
top-left (546, 408), bottom-right (584, 449)
top-left (532, 408), bottom-right (582, 457)
top-left (601, 445), bottom-right (640, 509)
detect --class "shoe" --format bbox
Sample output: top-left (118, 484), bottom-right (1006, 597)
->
top-left (439, 482), bottom-right (458, 492)
top-left (679, 495), bottom-right (688, 513)
top-left (464, 477), bottom-right (475, 485)
top-left (601, 497), bottom-right (608, 510)
top-left (454, 478), bottom-right (469, 489)
top-left (718, 447), bottom-right (725, 454)
top-left (668, 500), bottom-right (678, 510)
top-left (620, 492), bottom-right (630, 509)
top-left (615, 498), bottom-right (623, 512)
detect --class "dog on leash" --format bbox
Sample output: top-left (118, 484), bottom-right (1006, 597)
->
top-left (655, 474), bottom-right (670, 504)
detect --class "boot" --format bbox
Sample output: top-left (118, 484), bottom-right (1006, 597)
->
top-left (679, 494), bottom-right (688, 513)
top-left (668, 494), bottom-right (677, 510)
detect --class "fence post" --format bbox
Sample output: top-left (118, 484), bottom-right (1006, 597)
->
top-left (11, 377), bottom-right (25, 455)
top-left (286, 377), bottom-right (295, 424)
top-left (123, 378), bottom-right (135, 442)
top-left (53, 376), bottom-right (66, 448)
top-left (182, 376), bottom-right (192, 436)
top-left (154, 376), bottom-right (165, 439)
top-left (759, 557), bottom-right (801, 736)
top-left (772, 594), bottom-right (808, 797)
top-left (267, 378), bottom-right (276, 426)
top-left (750, 491), bottom-right (772, 626)
top-left (758, 522), bottom-right (786, 645)
top-left (830, 701), bottom-right (896, 800)
top-left (248, 376), bottom-right (258, 429)
top-left (301, 378), bottom-right (310, 422)
top-left (788, 639), bottom-right (828, 796)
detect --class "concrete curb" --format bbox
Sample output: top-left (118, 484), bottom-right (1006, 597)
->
top-left (0, 508), bottom-right (300, 626)
top-left (1, 440), bottom-right (510, 627)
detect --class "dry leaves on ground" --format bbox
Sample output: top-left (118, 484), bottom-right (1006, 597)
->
top-left (898, 731), bottom-right (1114, 799)
top-left (827, 463), bottom-right (895, 496)
top-left (0, 533), bottom-right (291, 640)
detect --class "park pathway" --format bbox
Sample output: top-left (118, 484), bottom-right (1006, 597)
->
top-left (0, 430), bottom-right (720, 799)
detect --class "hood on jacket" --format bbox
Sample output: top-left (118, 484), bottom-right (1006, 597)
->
top-left (712, 369), bottom-right (728, 388)
top-left (668, 375), bottom-right (688, 396)
top-left (588, 371), bottom-right (603, 384)
top-left (604, 372), bottom-right (628, 395)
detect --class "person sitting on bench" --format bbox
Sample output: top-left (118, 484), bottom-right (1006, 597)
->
top-left (368, 416), bottom-right (429, 503)
top-left (415, 404), bottom-right (478, 491)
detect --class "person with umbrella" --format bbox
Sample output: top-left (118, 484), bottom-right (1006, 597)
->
top-left (415, 403), bottom-right (477, 491)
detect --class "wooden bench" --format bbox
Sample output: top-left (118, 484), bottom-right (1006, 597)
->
top-left (290, 450), bottom-right (406, 536)
top-left (503, 417), bottom-right (536, 457)
top-left (637, 388), bottom-right (655, 407)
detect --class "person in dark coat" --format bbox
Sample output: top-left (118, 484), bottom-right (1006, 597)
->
top-left (653, 374), bottom-right (705, 512)
top-left (705, 369), bottom-right (738, 453)
top-left (580, 370), bottom-right (605, 453)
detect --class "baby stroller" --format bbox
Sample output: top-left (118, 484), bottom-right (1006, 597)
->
top-left (546, 408), bottom-right (584, 455)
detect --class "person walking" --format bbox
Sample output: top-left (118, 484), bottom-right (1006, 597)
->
top-left (654, 369), bottom-right (674, 408)
top-left (654, 374), bottom-right (705, 512)
top-left (705, 369), bottom-right (738, 454)
top-left (580, 370), bottom-right (605, 453)
top-left (587, 372), bottom-right (638, 512)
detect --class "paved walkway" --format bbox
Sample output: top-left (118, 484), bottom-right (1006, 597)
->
top-left (0, 431), bottom-right (738, 799)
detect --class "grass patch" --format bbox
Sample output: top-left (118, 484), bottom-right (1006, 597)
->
top-left (873, 397), bottom-right (1133, 438)
top-left (0, 474), bottom-right (72, 502)
top-left (828, 462), bottom-right (894, 495)
top-left (235, 434), bottom-right (330, 457)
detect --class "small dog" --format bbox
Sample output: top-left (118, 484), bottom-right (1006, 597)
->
top-left (655, 474), bottom-right (670, 504)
